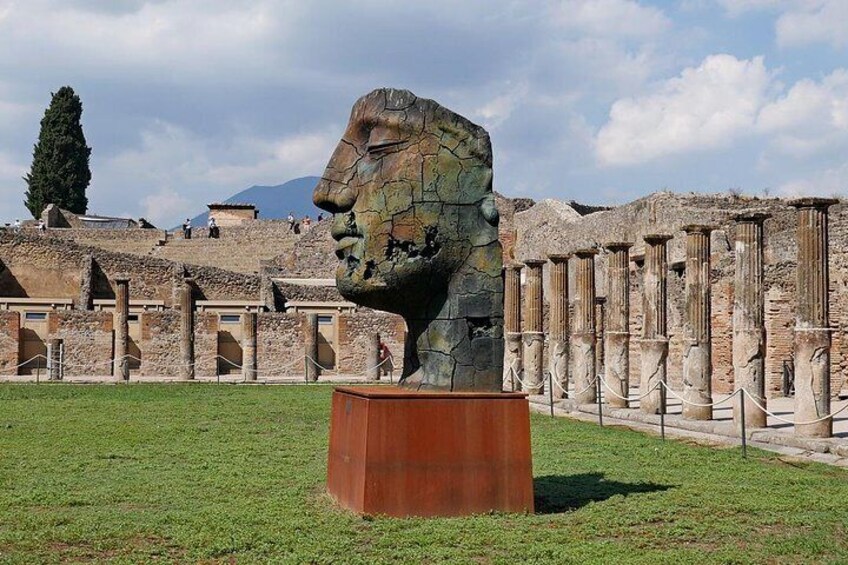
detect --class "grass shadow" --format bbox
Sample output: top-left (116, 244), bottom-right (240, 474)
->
top-left (534, 472), bottom-right (674, 514)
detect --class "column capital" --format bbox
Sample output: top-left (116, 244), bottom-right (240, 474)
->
top-left (547, 253), bottom-right (571, 264)
top-left (788, 197), bottom-right (838, 210)
top-left (523, 258), bottom-right (547, 268)
top-left (603, 241), bottom-right (633, 252)
top-left (574, 247), bottom-right (598, 258)
top-left (644, 233), bottom-right (673, 244)
top-left (113, 276), bottom-right (131, 284)
top-left (503, 262), bottom-right (524, 272)
top-left (682, 224), bottom-right (716, 235)
top-left (733, 210), bottom-right (771, 224)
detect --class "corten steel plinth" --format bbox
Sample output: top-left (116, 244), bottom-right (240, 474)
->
top-left (682, 226), bottom-right (714, 420)
top-left (640, 234), bottom-right (672, 415)
top-left (572, 249), bottom-right (598, 404)
top-left (603, 242), bottom-right (632, 408)
top-left (733, 213), bottom-right (769, 429)
top-left (522, 259), bottom-right (546, 395)
top-left (548, 254), bottom-right (570, 399)
top-left (327, 386), bottom-right (534, 517)
top-left (504, 263), bottom-right (523, 391)
top-left (791, 198), bottom-right (837, 438)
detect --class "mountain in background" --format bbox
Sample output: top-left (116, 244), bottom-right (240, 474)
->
top-left (185, 176), bottom-right (322, 227)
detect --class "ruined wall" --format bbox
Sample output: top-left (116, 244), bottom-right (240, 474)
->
top-left (0, 231), bottom-right (262, 306)
top-left (195, 312), bottom-right (218, 377)
top-left (44, 228), bottom-right (167, 256)
top-left (139, 311), bottom-right (182, 378)
top-left (48, 311), bottom-right (113, 377)
top-left (337, 311), bottom-right (406, 375)
top-left (256, 312), bottom-right (304, 377)
top-left (0, 311), bottom-right (20, 373)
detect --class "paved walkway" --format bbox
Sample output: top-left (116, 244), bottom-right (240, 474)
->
top-left (527, 385), bottom-right (848, 467)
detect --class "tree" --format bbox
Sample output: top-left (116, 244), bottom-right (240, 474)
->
top-left (24, 86), bottom-right (91, 218)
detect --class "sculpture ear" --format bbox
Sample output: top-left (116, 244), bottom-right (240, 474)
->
top-left (480, 194), bottom-right (499, 227)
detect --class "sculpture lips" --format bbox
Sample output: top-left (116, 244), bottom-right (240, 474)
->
top-left (335, 236), bottom-right (360, 259)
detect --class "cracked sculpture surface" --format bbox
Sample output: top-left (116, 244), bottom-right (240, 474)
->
top-left (313, 88), bottom-right (504, 391)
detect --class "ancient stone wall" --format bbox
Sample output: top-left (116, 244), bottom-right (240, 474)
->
top-left (139, 311), bottom-right (182, 377)
top-left (256, 312), bottom-right (304, 377)
top-left (0, 311), bottom-right (20, 372)
top-left (195, 312), bottom-right (219, 377)
top-left (47, 311), bottom-right (113, 376)
top-left (337, 311), bottom-right (406, 375)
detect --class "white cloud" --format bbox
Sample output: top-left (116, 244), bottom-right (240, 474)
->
top-left (776, 1), bottom-right (848, 48)
top-left (552, 0), bottom-right (671, 38)
top-left (596, 54), bottom-right (772, 166)
top-left (717, 0), bottom-right (794, 17)
top-left (92, 120), bottom-right (339, 227)
top-left (777, 161), bottom-right (848, 197)
top-left (757, 69), bottom-right (848, 156)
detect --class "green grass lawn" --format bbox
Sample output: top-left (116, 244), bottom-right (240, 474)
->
top-left (0, 385), bottom-right (846, 564)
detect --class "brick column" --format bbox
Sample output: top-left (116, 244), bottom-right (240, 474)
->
top-left (641, 235), bottom-right (672, 414)
top-left (548, 254), bottom-right (569, 399)
top-left (682, 226), bottom-right (714, 420)
top-left (603, 242), bottom-right (632, 408)
top-left (305, 313), bottom-right (320, 382)
top-left (48, 338), bottom-right (62, 381)
top-left (503, 263), bottom-right (523, 390)
top-left (179, 277), bottom-right (195, 380)
top-left (572, 249), bottom-right (597, 404)
top-left (114, 277), bottom-right (130, 381)
top-left (522, 259), bottom-right (546, 395)
top-left (791, 198), bottom-right (837, 438)
top-left (367, 332), bottom-right (381, 382)
top-left (242, 312), bottom-right (257, 381)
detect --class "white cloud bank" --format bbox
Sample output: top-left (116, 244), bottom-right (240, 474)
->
top-left (595, 55), bottom-right (772, 166)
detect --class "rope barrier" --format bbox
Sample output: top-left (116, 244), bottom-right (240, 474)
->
top-left (0, 355), bottom-right (48, 374)
top-left (741, 388), bottom-right (848, 426)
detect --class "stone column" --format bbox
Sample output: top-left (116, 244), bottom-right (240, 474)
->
top-left (682, 226), bottom-right (714, 420)
top-left (503, 263), bottom-right (523, 390)
top-left (522, 259), bottom-right (546, 395)
top-left (572, 249), bottom-right (598, 404)
top-left (241, 312), bottom-right (257, 381)
top-left (603, 242), bottom-right (632, 408)
top-left (48, 338), bottom-right (62, 381)
top-left (113, 277), bottom-right (130, 382)
top-left (305, 313), bottom-right (320, 382)
top-left (640, 235), bottom-right (672, 414)
top-left (366, 332), bottom-right (381, 382)
top-left (595, 297), bottom-right (606, 374)
top-left (791, 198), bottom-right (837, 438)
top-left (179, 277), bottom-right (195, 380)
top-left (733, 213), bottom-right (770, 429)
top-left (547, 255), bottom-right (569, 399)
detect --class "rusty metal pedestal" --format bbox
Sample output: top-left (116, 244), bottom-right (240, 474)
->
top-left (327, 386), bottom-right (534, 517)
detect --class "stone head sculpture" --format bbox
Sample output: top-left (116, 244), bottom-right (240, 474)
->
top-left (314, 88), bottom-right (504, 391)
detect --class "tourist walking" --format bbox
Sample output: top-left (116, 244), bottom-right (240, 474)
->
top-left (287, 212), bottom-right (295, 232)
top-left (182, 218), bottom-right (192, 239)
top-left (378, 338), bottom-right (394, 382)
top-left (208, 217), bottom-right (219, 239)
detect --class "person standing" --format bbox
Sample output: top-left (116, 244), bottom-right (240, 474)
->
top-left (378, 338), bottom-right (394, 381)
top-left (13, 219), bottom-right (20, 233)
top-left (287, 212), bottom-right (295, 232)
top-left (183, 218), bottom-right (192, 239)
top-left (208, 216), bottom-right (219, 239)
top-left (37, 219), bottom-right (46, 235)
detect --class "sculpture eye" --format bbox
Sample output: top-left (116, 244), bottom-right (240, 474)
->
top-left (367, 139), bottom-right (405, 155)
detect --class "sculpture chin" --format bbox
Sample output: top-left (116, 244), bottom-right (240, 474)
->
top-left (334, 264), bottom-right (399, 314)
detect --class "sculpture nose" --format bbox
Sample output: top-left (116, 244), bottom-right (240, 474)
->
top-left (313, 176), bottom-right (357, 214)
top-left (313, 138), bottom-right (361, 214)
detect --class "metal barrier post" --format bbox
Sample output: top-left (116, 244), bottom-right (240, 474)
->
top-left (659, 383), bottom-right (666, 441)
top-left (36, 358), bottom-right (41, 384)
top-left (597, 376), bottom-right (604, 427)
top-left (740, 390), bottom-right (747, 458)
top-left (548, 371), bottom-right (554, 417)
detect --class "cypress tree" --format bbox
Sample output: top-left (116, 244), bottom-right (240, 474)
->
top-left (24, 86), bottom-right (91, 218)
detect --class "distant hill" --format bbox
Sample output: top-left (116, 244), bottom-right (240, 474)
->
top-left (185, 176), bottom-right (322, 227)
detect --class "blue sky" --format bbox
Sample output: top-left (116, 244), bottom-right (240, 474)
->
top-left (1, 0), bottom-right (848, 226)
